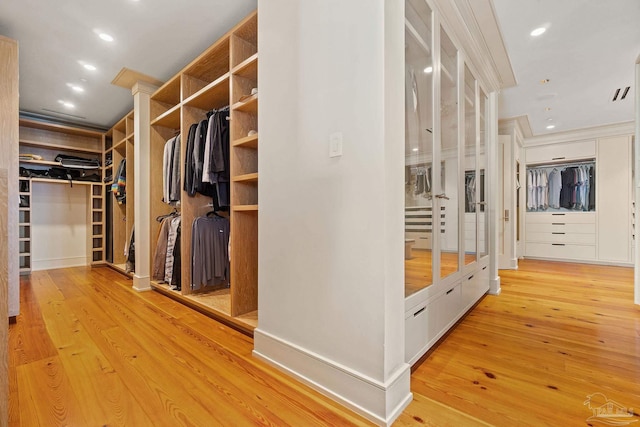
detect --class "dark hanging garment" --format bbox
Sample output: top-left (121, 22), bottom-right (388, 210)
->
top-left (589, 166), bottom-right (595, 210)
top-left (183, 123), bottom-right (198, 195)
top-left (170, 224), bottom-right (182, 290)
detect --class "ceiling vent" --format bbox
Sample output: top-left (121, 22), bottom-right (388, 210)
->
top-left (611, 86), bottom-right (631, 102)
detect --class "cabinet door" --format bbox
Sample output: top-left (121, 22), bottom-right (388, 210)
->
top-left (597, 136), bottom-right (632, 262)
top-left (404, 0), bottom-right (434, 297)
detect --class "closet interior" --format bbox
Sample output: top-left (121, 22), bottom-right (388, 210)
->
top-left (17, 118), bottom-right (105, 272)
top-left (149, 11), bottom-right (258, 334)
top-left (104, 111), bottom-right (135, 273)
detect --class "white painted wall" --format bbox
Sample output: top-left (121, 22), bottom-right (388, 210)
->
top-left (32, 183), bottom-right (88, 270)
top-left (255, 0), bottom-right (410, 424)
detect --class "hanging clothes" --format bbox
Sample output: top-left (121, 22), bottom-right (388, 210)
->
top-left (202, 108), bottom-right (230, 209)
top-left (152, 214), bottom-right (182, 290)
top-left (112, 159), bottom-right (126, 205)
top-left (163, 134), bottom-right (181, 206)
top-left (529, 162), bottom-right (595, 212)
top-left (124, 226), bottom-right (135, 273)
top-left (191, 215), bottom-right (230, 291)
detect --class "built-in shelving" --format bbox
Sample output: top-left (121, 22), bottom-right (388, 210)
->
top-left (147, 10), bottom-right (258, 334)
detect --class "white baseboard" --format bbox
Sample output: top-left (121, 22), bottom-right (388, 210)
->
top-left (489, 276), bottom-right (501, 295)
top-left (253, 329), bottom-right (412, 426)
top-left (32, 256), bottom-right (88, 271)
top-left (133, 274), bottom-right (151, 292)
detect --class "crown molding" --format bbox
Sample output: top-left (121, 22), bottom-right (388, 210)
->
top-left (523, 121), bottom-right (634, 147)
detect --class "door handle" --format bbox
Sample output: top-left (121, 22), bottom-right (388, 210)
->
top-left (435, 193), bottom-right (450, 200)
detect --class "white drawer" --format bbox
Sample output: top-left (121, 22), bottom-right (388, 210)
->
top-left (405, 232), bottom-right (432, 249)
top-left (437, 283), bottom-right (462, 331)
top-left (526, 231), bottom-right (596, 244)
top-left (526, 242), bottom-right (596, 260)
top-left (462, 267), bottom-right (489, 308)
top-left (526, 140), bottom-right (596, 164)
top-left (405, 300), bottom-right (439, 363)
top-left (526, 212), bottom-right (595, 224)
top-left (526, 222), bottom-right (596, 234)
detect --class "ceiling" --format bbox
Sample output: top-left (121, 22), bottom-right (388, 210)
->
top-left (493, 0), bottom-right (639, 136)
top-left (0, 0), bottom-right (637, 136)
top-left (0, 0), bottom-right (256, 130)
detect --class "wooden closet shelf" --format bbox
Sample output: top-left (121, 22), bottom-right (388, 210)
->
top-left (19, 139), bottom-right (102, 154)
top-left (19, 118), bottom-right (104, 138)
top-left (232, 173), bottom-right (258, 183)
top-left (30, 177), bottom-right (96, 186)
top-left (232, 204), bottom-right (258, 212)
top-left (232, 95), bottom-right (257, 113)
top-left (232, 134), bottom-right (258, 148)
top-left (183, 73), bottom-right (230, 110)
top-left (151, 104), bottom-right (181, 129)
top-left (19, 159), bottom-right (60, 166)
top-left (112, 138), bottom-right (128, 151)
top-left (19, 237), bottom-right (29, 242)
top-left (18, 223), bottom-right (29, 227)
top-left (231, 53), bottom-right (258, 78)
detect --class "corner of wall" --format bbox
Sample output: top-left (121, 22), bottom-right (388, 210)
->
top-left (253, 329), bottom-right (412, 426)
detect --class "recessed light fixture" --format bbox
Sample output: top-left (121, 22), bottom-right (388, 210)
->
top-left (412, 148), bottom-right (419, 152)
top-left (546, 124), bottom-right (555, 130)
top-left (66, 83), bottom-right (84, 93)
top-left (83, 63), bottom-right (97, 71)
top-left (530, 27), bottom-right (547, 37)
top-left (58, 100), bottom-right (75, 108)
top-left (423, 66), bottom-right (433, 74)
top-left (544, 107), bottom-right (552, 111)
top-left (98, 33), bottom-right (114, 42)
top-left (540, 79), bottom-right (550, 84)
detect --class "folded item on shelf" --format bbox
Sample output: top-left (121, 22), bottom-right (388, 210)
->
top-left (55, 153), bottom-right (101, 169)
top-left (19, 153), bottom-right (43, 160)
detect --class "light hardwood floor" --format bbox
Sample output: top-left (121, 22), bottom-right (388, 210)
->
top-left (9, 260), bottom-right (640, 426)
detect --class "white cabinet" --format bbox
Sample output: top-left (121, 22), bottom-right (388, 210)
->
top-left (526, 140), bottom-right (595, 164)
top-left (523, 135), bottom-right (633, 265)
top-left (525, 212), bottom-right (596, 261)
top-left (597, 136), bottom-right (632, 263)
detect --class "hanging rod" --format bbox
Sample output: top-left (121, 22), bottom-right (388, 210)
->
top-left (527, 158), bottom-right (595, 169)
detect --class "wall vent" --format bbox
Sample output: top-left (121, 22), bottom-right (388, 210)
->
top-left (612, 86), bottom-right (631, 102)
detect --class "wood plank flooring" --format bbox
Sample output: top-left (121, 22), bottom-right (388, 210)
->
top-left (8, 259), bottom-right (640, 426)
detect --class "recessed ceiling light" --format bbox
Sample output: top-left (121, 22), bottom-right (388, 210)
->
top-left (98, 33), bottom-right (114, 42)
top-left (530, 27), bottom-right (546, 37)
top-left (66, 83), bottom-right (84, 92)
top-left (83, 63), bottom-right (97, 71)
top-left (540, 79), bottom-right (550, 84)
top-left (58, 100), bottom-right (75, 108)
top-left (544, 107), bottom-right (552, 111)
top-left (423, 66), bottom-right (433, 74)
top-left (546, 124), bottom-right (555, 130)
top-left (412, 148), bottom-right (419, 152)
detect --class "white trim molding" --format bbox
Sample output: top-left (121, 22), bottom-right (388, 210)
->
top-left (253, 329), bottom-right (412, 427)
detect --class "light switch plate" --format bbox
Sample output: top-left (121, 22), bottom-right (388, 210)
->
top-left (329, 132), bottom-right (343, 158)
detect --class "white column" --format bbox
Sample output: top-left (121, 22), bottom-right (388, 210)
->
top-left (488, 91), bottom-right (501, 295)
top-left (254, 1), bottom-right (411, 425)
top-left (131, 81), bottom-right (158, 292)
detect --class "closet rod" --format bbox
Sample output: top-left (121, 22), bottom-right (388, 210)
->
top-left (528, 159), bottom-right (595, 169)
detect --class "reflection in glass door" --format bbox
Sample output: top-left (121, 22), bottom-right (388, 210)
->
top-left (479, 90), bottom-right (489, 258)
top-left (464, 64), bottom-right (477, 266)
top-left (404, 0), bottom-right (433, 297)
top-left (438, 28), bottom-right (459, 280)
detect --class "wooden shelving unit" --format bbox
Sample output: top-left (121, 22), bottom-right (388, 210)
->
top-left (18, 177), bottom-right (31, 274)
top-left (104, 111), bottom-right (134, 273)
top-left (18, 118), bottom-right (105, 270)
top-left (148, 11), bottom-right (258, 333)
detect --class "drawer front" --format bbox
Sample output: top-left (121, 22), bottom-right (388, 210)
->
top-left (438, 284), bottom-right (462, 331)
top-left (526, 222), bottom-right (596, 234)
top-left (526, 231), bottom-right (596, 244)
top-left (405, 232), bottom-right (432, 249)
top-left (526, 140), bottom-right (596, 164)
top-left (526, 242), bottom-right (596, 260)
top-left (526, 212), bottom-right (596, 224)
top-left (405, 301), bottom-right (439, 363)
top-left (462, 267), bottom-right (489, 308)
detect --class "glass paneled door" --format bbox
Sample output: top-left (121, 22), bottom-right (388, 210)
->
top-left (464, 64), bottom-right (477, 265)
top-left (438, 28), bottom-right (460, 280)
top-left (404, 0), bottom-right (434, 297)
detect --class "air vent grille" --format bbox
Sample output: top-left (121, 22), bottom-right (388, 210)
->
top-left (612, 86), bottom-right (631, 102)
